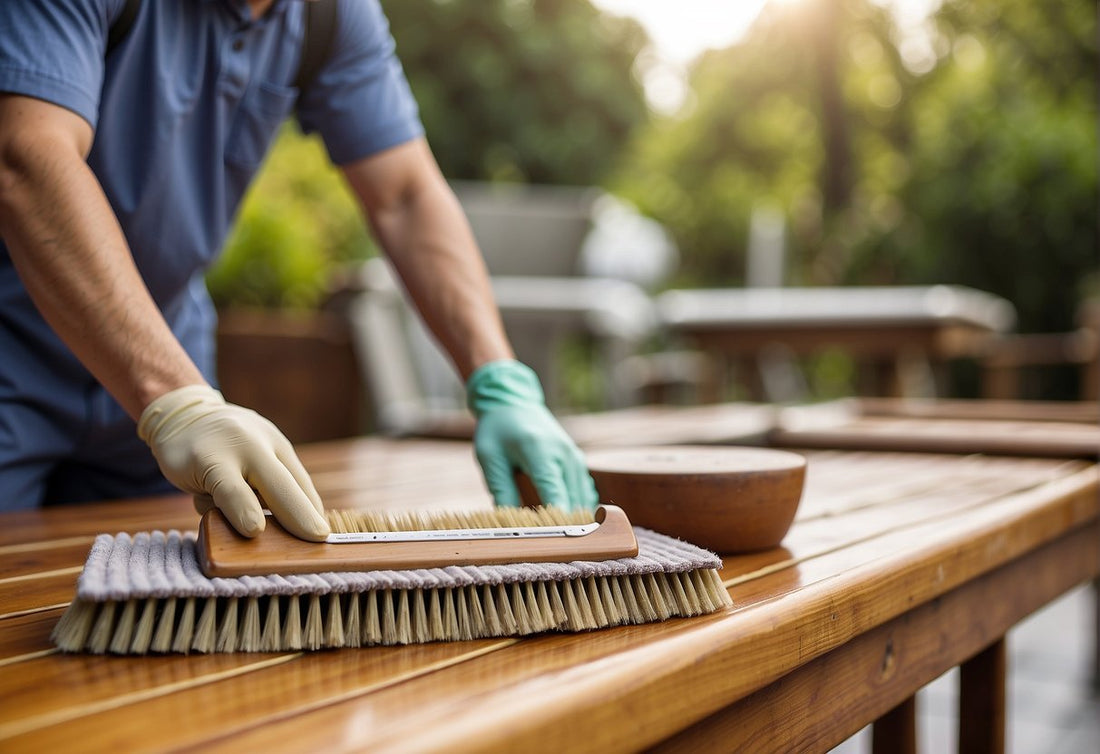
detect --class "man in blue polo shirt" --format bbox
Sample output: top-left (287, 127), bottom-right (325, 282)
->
top-left (0, 0), bottom-right (597, 539)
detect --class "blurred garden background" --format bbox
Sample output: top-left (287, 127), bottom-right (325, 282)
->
top-left (207, 0), bottom-right (1098, 423)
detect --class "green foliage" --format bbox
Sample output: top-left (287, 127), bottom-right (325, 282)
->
top-left (614, 0), bottom-right (1098, 343)
top-left (381, 0), bottom-right (650, 184)
top-left (206, 124), bottom-right (374, 310)
top-left (895, 0), bottom-right (1099, 334)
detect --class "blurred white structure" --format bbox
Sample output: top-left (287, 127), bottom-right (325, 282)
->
top-left (579, 195), bottom-right (679, 289)
top-left (335, 184), bottom-right (676, 434)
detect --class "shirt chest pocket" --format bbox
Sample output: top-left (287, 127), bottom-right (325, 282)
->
top-left (225, 82), bottom-right (298, 171)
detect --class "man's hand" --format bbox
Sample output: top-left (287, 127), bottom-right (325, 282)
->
top-left (467, 360), bottom-right (598, 511)
top-left (138, 385), bottom-right (330, 541)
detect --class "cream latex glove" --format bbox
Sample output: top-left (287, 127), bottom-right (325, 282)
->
top-left (137, 385), bottom-right (330, 541)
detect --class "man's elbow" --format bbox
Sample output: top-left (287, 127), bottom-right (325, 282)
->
top-left (0, 96), bottom-right (93, 222)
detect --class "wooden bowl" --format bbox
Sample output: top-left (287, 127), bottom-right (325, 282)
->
top-left (584, 446), bottom-right (806, 553)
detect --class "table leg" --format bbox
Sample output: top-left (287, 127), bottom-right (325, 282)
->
top-left (871, 695), bottom-right (917, 754)
top-left (958, 637), bottom-right (1006, 754)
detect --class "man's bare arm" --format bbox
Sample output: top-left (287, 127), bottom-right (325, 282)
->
top-left (0, 94), bottom-right (328, 538)
top-left (0, 94), bottom-right (204, 418)
top-left (341, 138), bottom-right (598, 510)
top-left (340, 137), bottom-right (514, 379)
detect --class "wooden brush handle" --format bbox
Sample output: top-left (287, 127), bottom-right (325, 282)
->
top-left (197, 505), bottom-right (639, 579)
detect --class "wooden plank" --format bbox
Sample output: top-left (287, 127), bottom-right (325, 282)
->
top-left (0, 651), bottom-right (297, 738)
top-left (0, 641), bottom-right (515, 749)
top-left (0, 610), bottom-right (64, 663)
top-left (651, 521), bottom-right (1099, 753)
top-left (773, 404), bottom-right (1100, 459)
top-left (561, 403), bottom-right (777, 448)
top-left (0, 498), bottom-right (195, 547)
top-left (0, 540), bottom-right (92, 580)
top-left (0, 573), bottom-right (77, 619)
top-left (855, 397), bottom-right (1100, 424)
top-left (774, 417), bottom-right (1100, 459)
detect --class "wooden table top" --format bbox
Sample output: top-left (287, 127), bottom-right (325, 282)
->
top-left (2, 436), bottom-right (1097, 752)
top-left (771, 398), bottom-right (1100, 459)
top-left (656, 285), bottom-right (1014, 332)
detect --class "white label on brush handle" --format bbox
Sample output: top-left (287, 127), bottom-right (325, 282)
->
top-left (325, 523), bottom-right (600, 543)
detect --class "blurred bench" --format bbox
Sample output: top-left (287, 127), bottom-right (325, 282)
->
top-left (657, 285), bottom-right (1017, 401)
top-left (981, 298), bottom-right (1099, 401)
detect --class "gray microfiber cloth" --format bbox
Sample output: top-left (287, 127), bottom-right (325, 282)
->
top-left (74, 527), bottom-right (723, 601)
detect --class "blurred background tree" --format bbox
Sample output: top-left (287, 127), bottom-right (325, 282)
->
top-left (209, 0), bottom-right (1096, 398)
top-left (380, 0), bottom-right (650, 184)
top-left (206, 125), bottom-right (374, 309)
top-left (614, 0), bottom-right (1097, 333)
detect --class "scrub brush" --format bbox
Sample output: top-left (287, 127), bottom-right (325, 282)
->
top-left (52, 505), bottom-right (732, 654)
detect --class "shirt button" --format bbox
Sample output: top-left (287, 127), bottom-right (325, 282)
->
top-left (232, 39), bottom-right (245, 52)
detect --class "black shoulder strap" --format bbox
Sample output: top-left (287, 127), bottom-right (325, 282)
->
top-left (106, 0), bottom-right (142, 56)
top-left (294, 0), bottom-right (338, 94)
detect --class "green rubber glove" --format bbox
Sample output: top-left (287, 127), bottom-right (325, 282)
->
top-left (467, 360), bottom-right (598, 512)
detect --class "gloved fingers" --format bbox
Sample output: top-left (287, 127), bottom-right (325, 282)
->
top-left (193, 494), bottom-right (216, 517)
top-left (276, 446), bottom-right (325, 516)
top-left (564, 452), bottom-right (599, 512)
top-left (208, 474), bottom-right (267, 538)
top-left (524, 456), bottom-right (572, 511)
top-left (477, 450), bottom-right (522, 507)
top-left (246, 457), bottom-right (331, 541)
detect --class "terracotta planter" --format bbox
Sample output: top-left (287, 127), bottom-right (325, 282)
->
top-left (216, 308), bottom-right (365, 444)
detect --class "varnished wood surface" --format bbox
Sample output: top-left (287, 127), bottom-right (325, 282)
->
top-left (959, 639), bottom-right (1007, 754)
top-left (1, 433), bottom-right (1097, 753)
top-left (772, 399), bottom-right (1100, 459)
top-left (559, 402), bottom-right (777, 447)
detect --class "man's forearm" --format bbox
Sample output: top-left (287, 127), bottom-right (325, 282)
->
top-left (349, 140), bottom-right (514, 380)
top-left (0, 96), bottom-right (204, 418)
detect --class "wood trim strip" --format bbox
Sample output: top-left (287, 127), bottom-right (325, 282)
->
top-left (0, 603), bottom-right (70, 622)
top-left (0, 567), bottom-right (82, 586)
top-left (0, 649), bottom-right (57, 668)
top-left (0, 537), bottom-right (94, 556)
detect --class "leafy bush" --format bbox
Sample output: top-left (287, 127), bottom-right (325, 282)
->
top-left (613, 0), bottom-right (1097, 339)
top-left (206, 124), bottom-right (374, 310)
top-left (381, 0), bottom-right (650, 185)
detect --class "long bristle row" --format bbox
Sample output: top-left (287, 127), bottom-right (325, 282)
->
top-left (51, 569), bottom-right (732, 655)
top-left (326, 506), bottom-right (593, 534)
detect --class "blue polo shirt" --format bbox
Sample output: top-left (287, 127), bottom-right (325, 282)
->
top-left (0, 0), bottom-right (423, 506)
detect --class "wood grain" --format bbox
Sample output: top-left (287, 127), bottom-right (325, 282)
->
top-left (134, 464), bottom-right (1097, 754)
top-left (0, 438), bottom-right (1095, 754)
top-left (651, 521), bottom-right (1099, 753)
top-left (773, 402), bottom-right (1100, 459)
top-left (959, 638), bottom-right (1007, 754)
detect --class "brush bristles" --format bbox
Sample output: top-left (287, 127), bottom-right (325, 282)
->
top-left (52, 569), bottom-right (731, 655)
top-left (325, 506), bottom-right (594, 534)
